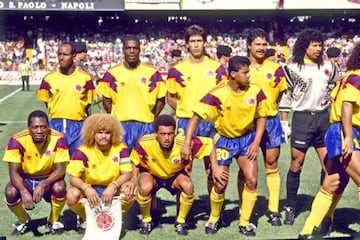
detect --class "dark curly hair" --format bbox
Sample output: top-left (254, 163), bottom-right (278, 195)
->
top-left (246, 28), bottom-right (268, 56)
top-left (154, 114), bottom-right (176, 132)
top-left (292, 28), bottom-right (324, 68)
top-left (346, 42), bottom-right (360, 71)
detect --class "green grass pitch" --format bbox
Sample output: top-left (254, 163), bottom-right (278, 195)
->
top-left (0, 84), bottom-right (359, 239)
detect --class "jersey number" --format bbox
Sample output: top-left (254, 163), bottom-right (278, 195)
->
top-left (216, 148), bottom-right (229, 160)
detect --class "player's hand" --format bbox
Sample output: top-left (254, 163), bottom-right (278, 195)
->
top-left (102, 185), bottom-right (116, 205)
top-left (212, 166), bottom-right (229, 188)
top-left (246, 142), bottom-right (259, 161)
top-left (121, 181), bottom-right (137, 201)
top-left (21, 189), bottom-right (35, 210)
top-left (281, 120), bottom-right (291, 144)
top-left (342, 136), bottom-right (353, 159)
top-left (181, 144), bottom-right (193, 161)
top-left (84, 186), bottom-right (101, 207)
top-left (33, 182), bottom-right (47, 203)
top-left (184, 160), bottom-right (193, 176)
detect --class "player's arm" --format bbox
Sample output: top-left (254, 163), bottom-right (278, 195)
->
top-left (167, 92), bottom-right (177, 111)
top-left (342, 101), bottom-right (354, 159)
top-left (121, 164), bottom-right (139, 198)
top-left (102, 96), bottom-right (112, 113)
top-left (152, 97), bottom-right (166, 118)
top-left (181, 113), bottom-right (201, 161)
top-left (33, 162), bottom-right (66, 203)
top-left (102, 171), bottom-right (132, 204)
top-left (69, 174), bottom-right (100, 208)
top-left (247, 117), bottom-right (266, 161)
top-left (8, 162), bottom-right (34, 210)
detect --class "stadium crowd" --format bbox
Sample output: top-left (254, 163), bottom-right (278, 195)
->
top-left (0, 18), bottom-right (358, 75)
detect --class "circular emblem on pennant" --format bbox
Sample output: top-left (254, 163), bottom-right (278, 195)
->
top-left (95, 211), bottom-right (115, 231)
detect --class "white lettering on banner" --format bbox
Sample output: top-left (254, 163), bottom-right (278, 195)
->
top-left (17, 1), bottom-right (47, 9)
top-left (61, 2), bottom-right (94, 9)
top-left (9, 1), bottom-right (15, 8)
top-left (0, 71), bottom-right (46, 85)
top-left (0, 2), bottom-right (4, 8)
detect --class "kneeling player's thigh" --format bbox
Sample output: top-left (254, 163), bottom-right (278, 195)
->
top-left (172, 174), bottom-right (193, 192)
top-left (139, 172), bottom-right (156, 194)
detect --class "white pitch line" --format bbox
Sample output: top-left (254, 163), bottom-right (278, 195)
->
top-left (0, 121), bottom-right (27, 124)
top-left (0, 88), bottom-right (22, 104)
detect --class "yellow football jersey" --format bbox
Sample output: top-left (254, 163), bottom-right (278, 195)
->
top-left (249, 60), bottom-right (287, 116)
top-left (67, 143), bottom-right (132, 186)
top-left (193, 82), bottom-right (267, 138)
top-left (167, 57), bottom-right (228, 118)
top-left (330, 70), bottom-right (360, 127)
top-left (98, 63), bottom-right (166, 123)
top-left (3, 129), bottom-right (69, 178)
top-left (130, 134), bottom-right (213, 179)
top-left (37, 68), bottom-right (96, 120)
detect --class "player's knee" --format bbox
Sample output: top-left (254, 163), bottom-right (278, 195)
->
top-left (180, 180), bottom-right (194, 194)
top-left (322, 173), bottom-right (341, 193)
top-left (289, 163), bottom-right (303, 173)
top-left (4, 183), bottom-right (21, 203)
top-left (214, 182), bottom-right (227, 194)
top-left (66, 187), bottom-right (82, 205)
top-left (265, 159), bottom-right (278, 169)
top-left (138, 182), bottom-right (153, 196)
top-left (52, 180), bottom-right (66, 197)
top-left (245, 178), bottom-right (257, 190)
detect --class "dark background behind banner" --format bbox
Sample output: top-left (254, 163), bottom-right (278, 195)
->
top-left (0, 0), bottom-right (125, 11)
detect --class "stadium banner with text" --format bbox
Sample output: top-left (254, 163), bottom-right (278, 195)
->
top-left (0, 0), bottom-right (124, 11)
top-left (0, 71), bottom-right (45, 85)
top-left (125, 0), bottom-right (360, 10)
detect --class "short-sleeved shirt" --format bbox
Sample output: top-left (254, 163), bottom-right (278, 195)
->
top-left (97, 62), bottom-right (166, 123)
top-left (193, 82), bottom-right (267, 138)
top-left (2, 129), bottom-right (69, 179)
top-left (37, 67), bottom-right (96, 121)
top-left (67, 143), bottom-right (132, 186)
top-left (330, 70), bottom-right (360, 127)
top-left (249, 60), bottom-right (287, 116)
top-left (166, 57), bottom-right (228, 118)
top-left (130, 134), bottom-right (213, 179)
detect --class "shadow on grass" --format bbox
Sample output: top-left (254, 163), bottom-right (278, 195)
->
top-left (332, 207), bottom-right (360, 238)
top-left (23, 217), bottom-right (47, 237)
top-left (0, 122), bottom-right (6, 132)
top-left (189, 194), bottom-right (239, 228)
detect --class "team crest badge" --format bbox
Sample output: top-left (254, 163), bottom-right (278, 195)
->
top-left (139, 76), bottom-right (147, 84)
top-left (265, 72), bottom-right (273, 80)
top-left (171, 157), bottom-right (181, 164)
top-left (112, 155), bottom-right (119, 163)
top-left (206, 69), bottom-right (214, 77)
top-left (74, 83), bottom-right (82, 92)
top-left (247, 97), bottom-right (255, 106)
top-left (45, 149), bottom-right (51, 157)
